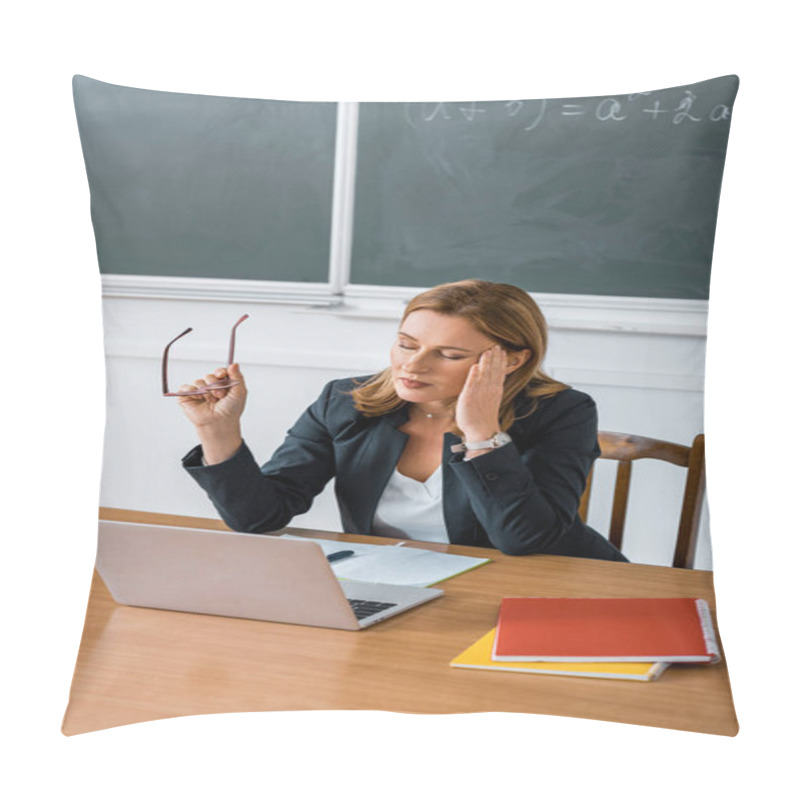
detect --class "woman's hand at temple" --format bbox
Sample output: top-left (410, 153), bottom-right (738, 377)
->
top-left (177, 363), bottom-right (247, 464)
top-left (455, 345), bottom-right (507, 444)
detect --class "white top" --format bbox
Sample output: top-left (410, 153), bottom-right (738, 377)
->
top-left (371, 465), bottom-right (449, 543)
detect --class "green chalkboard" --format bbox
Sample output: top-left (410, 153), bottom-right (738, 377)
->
top-left (350, 76), bottom-right (738, 299)
top-left (73, 75), bottom-right (336, 282)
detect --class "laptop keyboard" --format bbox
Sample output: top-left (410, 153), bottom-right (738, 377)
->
top-left (348, 599), bottom-right (398, 620)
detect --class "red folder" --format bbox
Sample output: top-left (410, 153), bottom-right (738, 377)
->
top-left (492, 597), bottom-right (720, 663)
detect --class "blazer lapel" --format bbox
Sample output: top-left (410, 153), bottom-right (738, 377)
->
top-left (349, 405), bottom-right (409, 533)
top-left (349, 407), bottom-right (481, 546)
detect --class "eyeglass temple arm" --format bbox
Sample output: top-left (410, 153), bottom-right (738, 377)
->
top-left (162, 315), bottom-right (249, 396)
top-left (162, 327), bottom-right (193, 395)
top-left (227, 314), bottom-right (250, 365)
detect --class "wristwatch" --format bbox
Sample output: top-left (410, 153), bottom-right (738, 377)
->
top-left (450, 431), bottom-right (512, 453)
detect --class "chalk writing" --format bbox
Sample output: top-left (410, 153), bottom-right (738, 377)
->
top-left (643, 100), bottom-right (670, 119)
top-left (673, 91), bottom-right (702, 124)
top-left (523, 100), bottom-right (547, 131)
top-left (709, 103), bottom-right (731, 122)
top-left (422, 103), bottom-right (451, 122)
top-left (459, 102), bottom-right (486, 122)
top-left (402, 85), bottom-right (733, 132)
top-left (596, 98), bottom-right (627, 122)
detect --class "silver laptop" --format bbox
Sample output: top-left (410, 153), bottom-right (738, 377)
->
top-left (95, 520), bottom-right (443, 630)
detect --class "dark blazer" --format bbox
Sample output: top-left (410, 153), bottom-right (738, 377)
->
top-left (183, 377), bottom-right (627, 561)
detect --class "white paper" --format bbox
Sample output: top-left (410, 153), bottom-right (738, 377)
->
top-left (280, 534), bottom-right (489, 586)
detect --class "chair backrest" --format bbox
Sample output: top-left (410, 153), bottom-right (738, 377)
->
top-left (578, 432), bottom-right (706, 569)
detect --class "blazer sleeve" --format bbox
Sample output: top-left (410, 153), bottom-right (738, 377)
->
top-left (448, 390), bottom-right (600, 555)
top-left (182, 380), bottom-right (340, 533)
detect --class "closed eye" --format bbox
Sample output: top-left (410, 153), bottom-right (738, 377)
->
top-left (398, 343), bottom-right (466, 360)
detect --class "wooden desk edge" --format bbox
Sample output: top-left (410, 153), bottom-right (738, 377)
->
top-left (97, 506), bottom-right (718, 580)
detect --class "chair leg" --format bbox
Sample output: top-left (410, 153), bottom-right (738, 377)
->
top-left (578, 467), bottom-right (594, 523)
top-left (673, 434), bottom-right (706, 569)
top-left (608, 461), bottom-right (632, 551)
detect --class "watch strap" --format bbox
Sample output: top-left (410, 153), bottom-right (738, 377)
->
top-left (450, 432), bottom-right (511, 453)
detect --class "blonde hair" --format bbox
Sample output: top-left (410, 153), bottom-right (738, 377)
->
top-left (349, 280), bottom-right (568, 432)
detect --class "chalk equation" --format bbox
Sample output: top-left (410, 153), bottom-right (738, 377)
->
top-left (403, 89), bottom-right (732, 131)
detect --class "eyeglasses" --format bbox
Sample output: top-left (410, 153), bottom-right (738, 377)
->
top-left (162, 314), bottom-right (249, 397)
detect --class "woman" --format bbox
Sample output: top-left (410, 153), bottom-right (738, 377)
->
top-left (179, 280), bottom-right (626, 561)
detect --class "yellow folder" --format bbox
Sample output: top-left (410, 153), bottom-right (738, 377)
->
top-left (450, 628), bottom-right (667, 681)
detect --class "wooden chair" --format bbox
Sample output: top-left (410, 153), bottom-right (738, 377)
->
top-left (578, 432), bottom-right (706, 569)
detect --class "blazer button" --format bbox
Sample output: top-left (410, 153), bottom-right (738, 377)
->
top-left (485, 472), bottom-right (499, 481)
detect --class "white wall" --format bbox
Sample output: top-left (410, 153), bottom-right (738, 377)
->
top-left (100, 285), bottom-right (711, 568)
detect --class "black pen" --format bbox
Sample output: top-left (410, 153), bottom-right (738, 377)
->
top-left (327, 549), bottom-right (355, 563)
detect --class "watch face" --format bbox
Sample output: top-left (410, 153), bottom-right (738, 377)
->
top-left (493, 432), bottom-right (512, 447)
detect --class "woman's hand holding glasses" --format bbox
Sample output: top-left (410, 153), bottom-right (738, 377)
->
top-left (177, 362), bottom-right (248, 465)
top-left (177, 362), bottom-right (247, 423)
top-left (164, 314), bottom-right (250, 464)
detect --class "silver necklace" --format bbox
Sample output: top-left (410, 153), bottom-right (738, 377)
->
top-left (416, 407), bottom-right (455, 419)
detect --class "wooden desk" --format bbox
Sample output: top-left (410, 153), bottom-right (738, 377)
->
top-left (62, 509), bottom-right (738, 736)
